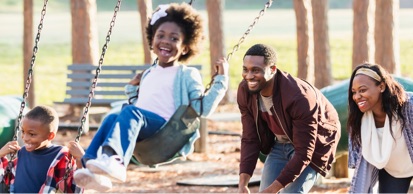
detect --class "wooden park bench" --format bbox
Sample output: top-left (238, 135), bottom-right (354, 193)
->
top-left (57, 64), bottom-right (150, 106)
top-left (55, 63), bottom-right (208, 152)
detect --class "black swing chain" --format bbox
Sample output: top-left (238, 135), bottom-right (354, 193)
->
top-left (75, 0), bottom-right (122, 142)
top-left (2, 0), bottom-right (49, 191)
top-left (11, 0), bottom-right (49, 158)
top-left (225, 0), bottom-right (273, 62)
top-left (203, 0), bottom-right (274, 93)
top-left (58, 1), bottom-right (122, 191)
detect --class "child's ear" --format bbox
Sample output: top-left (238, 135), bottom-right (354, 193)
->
top-left (182, 46), bottom-right (189, 55)
top-left (48, 132), bottom-right (56, 140)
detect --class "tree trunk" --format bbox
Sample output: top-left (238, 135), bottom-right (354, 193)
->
top-left (352, 0), bottom-right (375, 70)
top-left (70, 0), bottom-right (99, 133)
top-left (294, 0), bottom-right (314, 85)
top-left (311, 0), bottom-right (332, 88)
top-left (137, 0), bottom-right (153, 65)
top-left (206, 0), bottom-right (231, 103)
top-left (71, 0), bottom-right (99, 65)
top-left (23, 0), bottom-right (34, 108)
top-left (375, 0), bottom-right (400, 74)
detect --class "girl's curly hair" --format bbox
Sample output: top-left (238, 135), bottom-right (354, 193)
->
top-left (146, 3), bottom-right (205, 63)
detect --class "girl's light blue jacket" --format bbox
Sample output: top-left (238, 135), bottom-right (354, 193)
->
top-left (111, 64), bottom-right (228, 166)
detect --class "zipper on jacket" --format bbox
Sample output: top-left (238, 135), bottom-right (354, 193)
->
top-left (272, 106), bottom-right (293, 144)
top-left (271, 105), bottom-right (326, 173)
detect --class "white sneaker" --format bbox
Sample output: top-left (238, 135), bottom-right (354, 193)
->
top-left (86, 154), bottom-right (127, 182)
top-left (74, 168), bottom-right (112, 192)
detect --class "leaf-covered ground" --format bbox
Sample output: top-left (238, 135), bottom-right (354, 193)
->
top-left (55, 115), bottom-right (352, 193)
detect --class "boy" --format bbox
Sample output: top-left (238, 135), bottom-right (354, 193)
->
top-left (0, 105), bottom-right (83, 193)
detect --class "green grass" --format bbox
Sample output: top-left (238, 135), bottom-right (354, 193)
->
top-left (2, 38), bottom-right (412, 106)
top-left (1, 9), bottom-right (413, 106)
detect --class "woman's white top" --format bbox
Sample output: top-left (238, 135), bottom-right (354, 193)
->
top-left (361, 111), bottom-right (413, 178)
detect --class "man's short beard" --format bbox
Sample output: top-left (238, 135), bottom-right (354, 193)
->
top-left (248, 89), bottom-right (261, 94)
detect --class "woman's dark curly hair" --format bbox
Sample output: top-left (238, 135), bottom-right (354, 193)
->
top-left (146, 3), bottom-right (205, 63)
top-left (347, 63), bottom-right (407, 148)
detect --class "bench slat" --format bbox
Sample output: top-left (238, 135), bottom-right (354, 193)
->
top-left (60, 98), bottom-right (125, 105)
top-left (66, 90), bottom-right (125, 96)
top-left (68, 73), bottom-right (136, 79)
top-left (67, 82), bottom-right (127, 87)
top-left (68, 64), bottom-right (150, 71)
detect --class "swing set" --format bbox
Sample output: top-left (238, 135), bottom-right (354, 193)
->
top-left (0, 0), bottom-right (274, 191)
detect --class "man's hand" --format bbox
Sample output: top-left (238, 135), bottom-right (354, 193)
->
top-left (238, 185), bottom-right (250, 194)
top-left (238, 173), bottom-right (251, 193)
top-left (259, 180), bottom-right (283, 193)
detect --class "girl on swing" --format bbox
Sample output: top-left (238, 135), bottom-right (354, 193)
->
top-left (74, 2), bottom-right (229, 191)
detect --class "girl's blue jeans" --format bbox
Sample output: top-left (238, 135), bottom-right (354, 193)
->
top-left (259, 143), bottom-right (319, 193)
top-left (82, 105), bottom-right (166, 166)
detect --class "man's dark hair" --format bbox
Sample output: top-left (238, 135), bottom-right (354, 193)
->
top-left (244, 44), bottom-right (277, 66)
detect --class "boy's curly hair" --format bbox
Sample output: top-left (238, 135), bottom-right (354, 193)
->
top-left (146, 3), bottom-right (205, 63)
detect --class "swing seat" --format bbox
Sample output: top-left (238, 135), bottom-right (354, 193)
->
top-left (133, 105), bottom-right (200, 166)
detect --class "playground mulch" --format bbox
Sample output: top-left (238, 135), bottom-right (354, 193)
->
top-left (54, 103), bottom-right (352, 193)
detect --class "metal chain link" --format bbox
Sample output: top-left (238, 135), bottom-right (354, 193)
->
top-left (60, 2), bottom-right (122, 192)
top-left (204, 0), bottom-right (274, 93)
top-left (11, 0), bottom-right (49, 160)
top-left (75, 0), bottom-right (122, 142)
top-left (59, 154), bottom-right (73, 193)
top-left (226, 0), bottom-right (273, 62)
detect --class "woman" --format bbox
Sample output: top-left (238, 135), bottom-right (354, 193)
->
top-left (347, 63), bottom-right (413, 193)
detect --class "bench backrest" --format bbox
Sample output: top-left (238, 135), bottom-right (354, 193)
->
top-left (60, 64), bottom-right (202, 106)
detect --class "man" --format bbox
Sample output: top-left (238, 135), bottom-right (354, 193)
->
top-left (237, 44), bottom-right (341, 193)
